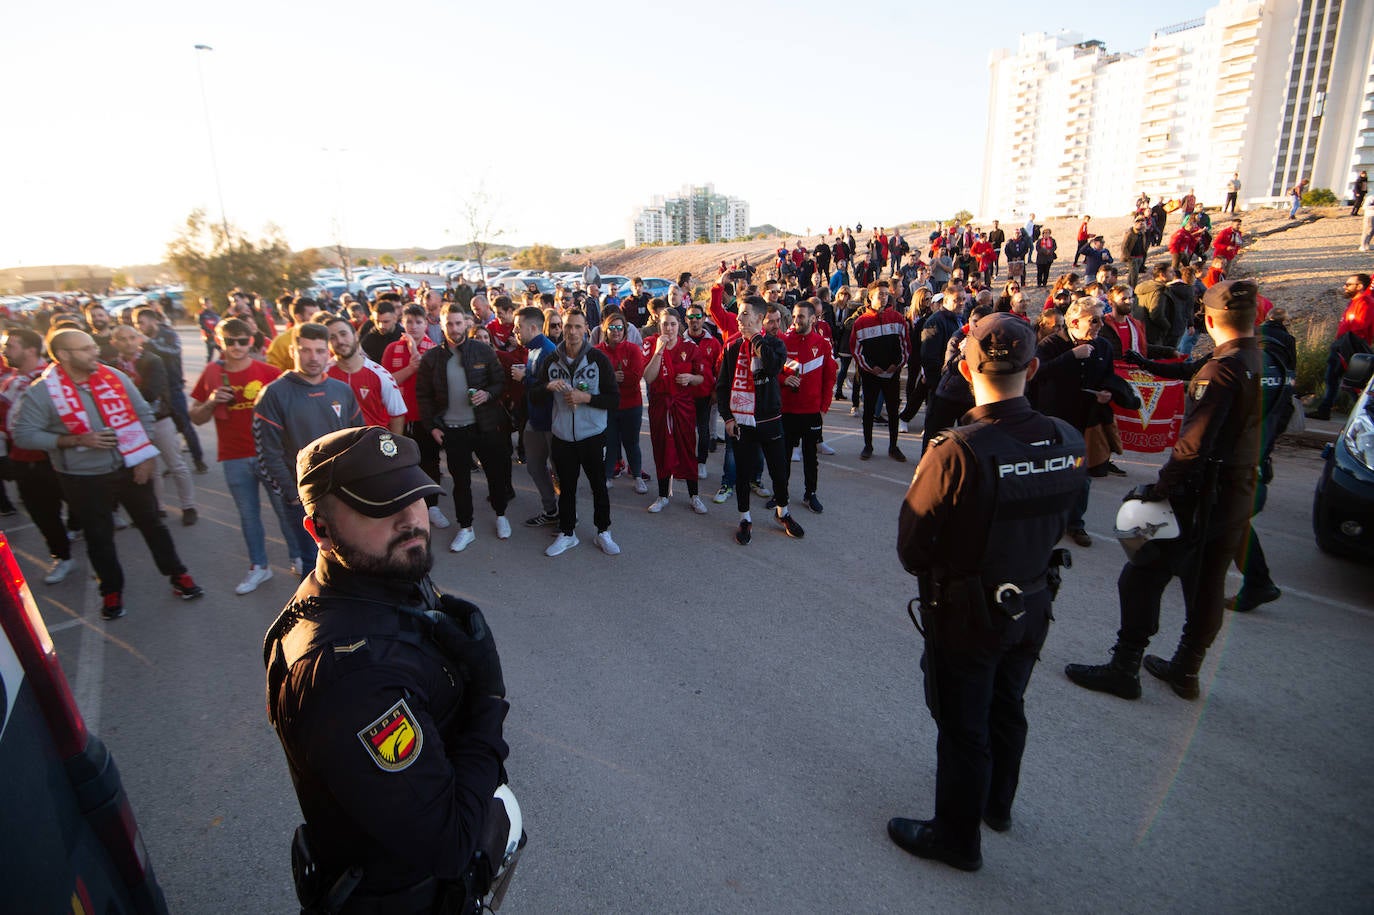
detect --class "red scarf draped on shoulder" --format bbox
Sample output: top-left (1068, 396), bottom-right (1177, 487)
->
top-left (42, 363), bottom-right (158, 467)
top-left (729, 336), bottom-right (758, 426)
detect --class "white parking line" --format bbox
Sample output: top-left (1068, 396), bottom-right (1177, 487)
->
top-left (72, 562), bottom-right (105, 734)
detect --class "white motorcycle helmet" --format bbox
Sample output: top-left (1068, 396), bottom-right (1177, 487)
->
top-left (483, 785), bottom-right (527, 911)
top-left (1114, 499), bottom-right (1180, 561)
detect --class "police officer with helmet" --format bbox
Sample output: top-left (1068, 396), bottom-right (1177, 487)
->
top-left (1066, 279), bottom-right (1262, 701)
top-left (893, 313), bottom-right (1085, 872)
top-left (264, 426), bottom-right (524, 913)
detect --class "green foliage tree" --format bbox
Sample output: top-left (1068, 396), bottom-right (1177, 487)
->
top-left (512, 244), bottom-right (568, 272)
top-left (378, 253), bottom-right (397, 268)
top-left (1302, 187), bottom-right (1339, 207)
top-left (356, 258), bottom-right (371, 267)
top-left (166, 209), bottom-right (320, 307)
top-left (951, 209), bottom-right (974, 226)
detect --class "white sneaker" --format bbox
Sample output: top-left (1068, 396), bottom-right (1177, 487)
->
top-left (698, 463), bottom-right (708, 479)
top-left (849, 406), bottom-right (858, 416)
top-left (546, 532), bottom-right (579, 557)
top-left (495, 516), bottom-right (511, 540)
top-left (899, 421), bottom-right (909, 434)
top-left (428, 506), bottom-right (451, 529)
top-left (647, 497), bottom-right (670, 513)
top-left (791, 447), bottom-right (801, 462)
top-left (633, 476), bottom-right (648, 494)
top-left (595, 530), bottom-right (621, 555)
top-left (43, 558), bottom-right (73, 585)
top-left (449, 528), bottom-right (476, 552)
top-left (818, 441), bottom-right (836, 455)
top-left (235, 565), bottom-right (273, 595)
top-left (691, 496), bottom-right (709, 514)
top-left (291, 557), bottom-right (304, 577)
top-left (113, 511), bottom-right (130, 530)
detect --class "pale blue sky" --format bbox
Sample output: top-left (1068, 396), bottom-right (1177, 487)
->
top-left (2, 0), bottom-right (1211, 267)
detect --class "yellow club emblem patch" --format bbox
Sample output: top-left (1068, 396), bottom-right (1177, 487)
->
top-left (357, 698), bottom-right (423, 772)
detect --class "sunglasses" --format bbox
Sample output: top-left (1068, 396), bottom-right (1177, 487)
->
top-left (222, 336), bottom-right (252, 346)
top-left (606, 324), bottom-right (625, 331)
top-left (686, 313), bottom-right (704, 319)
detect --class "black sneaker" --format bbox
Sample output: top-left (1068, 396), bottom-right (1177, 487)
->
top-left (802, 493), bottom-right (824, 514)
top-left (860, 444), bottom-right (874, 461)
top-left (170, 574), bottom-right (204, 600)
top-left (765, 497), bottom-right (777, 510)
top-left (524, 511), bottom-right (558, 527)
top-left (776, 512), bottom-right (805, 539)
top-left (193, 460), bottom-right (209, 474)
top-left (182, 507), bottom-right (198, 526)
top-left (889, 445), bottom-right (907, 462)
top-left (101, 592), bottom-right (125, 621)
top-left (1226, 582), bottom-right (1281, 613)
top-left (735, 521), bottom-right (752, 545)
top-left (1106, 461), bottom-right (1127, 477)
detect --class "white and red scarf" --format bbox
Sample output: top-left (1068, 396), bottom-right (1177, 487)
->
top-left (42, 364), bottom-right (159, 467)
top-left (729, 336), bottom-right (759, 427)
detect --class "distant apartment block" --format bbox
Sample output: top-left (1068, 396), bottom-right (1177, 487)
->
top-left (980, 0), bottom-right (1374, 220)
top-left (629, 184), bottom-right (750, 247)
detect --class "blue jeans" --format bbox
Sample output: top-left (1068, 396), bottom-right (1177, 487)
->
top-left (223, 458), bottom-right (301, 569)
top-left (1290, 193), bottom-right (1301, 218)
top-left (603, 404), bottom-right (643, 480)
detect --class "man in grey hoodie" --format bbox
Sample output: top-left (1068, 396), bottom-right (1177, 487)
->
top-left (528, 308), bottom-right (620, 557)
top-left (253, 321), bottom-right (363, 573)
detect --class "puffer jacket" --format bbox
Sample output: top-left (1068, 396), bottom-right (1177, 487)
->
top-left (416, 338), bottom-right (508, 434)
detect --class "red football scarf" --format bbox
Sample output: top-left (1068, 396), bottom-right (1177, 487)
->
top-left (42, 363), bottom-right (159, 467)
top-left (729, 336), bottom-right (758, 426)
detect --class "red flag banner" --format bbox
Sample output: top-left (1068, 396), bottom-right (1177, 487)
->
top-left (1113, 360), bottom-right (1186, 454)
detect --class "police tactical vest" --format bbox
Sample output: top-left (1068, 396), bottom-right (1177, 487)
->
top-left (947, 417), bottom-right (1085, 588)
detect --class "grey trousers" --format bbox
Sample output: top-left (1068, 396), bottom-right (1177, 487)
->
top-left (524, 426), bottom-right (558, 515)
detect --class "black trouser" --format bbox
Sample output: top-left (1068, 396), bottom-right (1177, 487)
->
top-left (694, 397), bottom-right (712, 465)
top-left (835, 356), bottom-right (853, 397)
top-left (439, 423), bottom-right (511, 527)
top-left (1235, 476), bottom-right (1272, 585)
top-left (551, 432), bottom-right (610, 535)
top-left (901, 365), bottom-right (928, 422)
top-left (12, 458), bottom-right (70, 560)
top-left (922, 590), bottom-right (1050, 860)
top-left (1353, 194), bottom-right (1366, 216)
top-left (406, 420), bottom-right (443, 508)
top-left (1117, 496), bottom-right (1251, 653)
top-left (1223, 192), bottom-right (1238, 213)
top-left (1035, 261), bottom-right (1052, 286)
top-left (783, 412), bottom-right (822, 496)
top-left (860, 373), bottom-right (901, 447)
top-left (58, 468), bottom-right (186, 596)
top-left (734, 421), bottom-right (788, 513)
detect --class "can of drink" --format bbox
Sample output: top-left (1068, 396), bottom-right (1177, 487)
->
top-left (468, 387), bottom-right (478, 404)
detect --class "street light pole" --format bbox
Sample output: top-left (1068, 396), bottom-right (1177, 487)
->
top-left (193, 44), bottom-right (232, 272)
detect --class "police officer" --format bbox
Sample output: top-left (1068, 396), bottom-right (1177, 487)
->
top-left (264, 426), bottom-right (516, 913)
top-left (892, 313), bottom-right (1085, 872)
top-left (1066, 279), bottom-right (1262, 701)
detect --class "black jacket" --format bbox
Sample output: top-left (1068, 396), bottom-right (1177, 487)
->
top-left (1030, 329), bottom-right (1136, 430)
top-left (716, 332), bottom-right (786, 427)
top-left (416, 338), bottom-right (507, 434)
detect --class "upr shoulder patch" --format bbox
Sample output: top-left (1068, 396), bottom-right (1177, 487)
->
top-left (1191, 379), bottom-right (1211, 401)
top-left (357, 698), bottom-right (423, 772)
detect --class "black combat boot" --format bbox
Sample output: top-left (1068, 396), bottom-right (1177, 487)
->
top-left (1143, 642), bottom-right (1205, 700)
top-left (1065, 645), bottom-right (1143, 700)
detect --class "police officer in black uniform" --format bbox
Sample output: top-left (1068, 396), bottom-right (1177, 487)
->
top-left (264, 426), bottom-right (515, 913)
top-left (1066, 279), bottom-right (1262, 701)
top-left (892, 313), bottom-right (1085, 872)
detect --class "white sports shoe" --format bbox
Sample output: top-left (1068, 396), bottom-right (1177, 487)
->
top-left (428, 506), bottom-right (451, 529)
top-left (291, 557), bottom-right (304, 577)
top-left (899, 421), bottom-right (909, 434)
top-left (495, 516), bottom-right (511, 539)
top-left (691, 496), bottom-right (709, 515)
top-left (791, 447), bottom-right (801, 462)
top-left (43, 558), bottom-right (74, 585)
top-left (698, 463), bottom-right (708, 479)
top-left (235, 565), bottom-right (273, 595)
top-left (647, 497), bottom-right (670, 513)
top-left (634, 476), bottom-right (649, 494)
top-left (817, 441), bottom-right (837, 455)
top-left (449, 528), bottom-right (476, 552)
top-left (595, 531), bottom-right (621, 555)
top-left (546, 532), bottom-right (579, 557)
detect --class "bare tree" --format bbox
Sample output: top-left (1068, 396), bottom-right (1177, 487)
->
top-left (461, 185), bottom-right (505, 280)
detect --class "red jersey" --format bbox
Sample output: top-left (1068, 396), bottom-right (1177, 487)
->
top-left (190, 359), bottom-right (282, 461)
top-left (597, 337), bottom-right (647, 410)
top-left (328, 358), bottom-right (406, 429)
top-left (1104, 314), bottom-right (1148, 356)
top-left (1338, 290), bottom-right (1374, 345)
top-left (495, 344), bottom-right (528, 410)
top-left (684, 330), bottom-right (721, 398)
top-left (1213, 226), bottom-right (1242, 261)
top-left (489, 320), bottom-right (516, 351)
top-left (381, 334), bottom-right (437, 421)
top-left (780, 330), bottom-right (837, 415)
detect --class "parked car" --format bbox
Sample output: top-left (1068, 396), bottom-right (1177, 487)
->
top-left (0, 534), bottom-right (169, 912)
top-left (490, 276), bottom-right (555, 298)
top-left (636, 277), bottom-right (674, 298)
top-left (1313, 353), bottom-right (1374, 560)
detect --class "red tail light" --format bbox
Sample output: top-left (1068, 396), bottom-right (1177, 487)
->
top-left (0, 534), bottom-right (87, 758)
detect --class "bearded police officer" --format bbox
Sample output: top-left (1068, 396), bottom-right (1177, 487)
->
top-left (1066, 279), bottom-right (1262, 701)
top-left (892, 313), bottom-right (1085, 872)
top-left (264, 426), bottom-right (522, 913)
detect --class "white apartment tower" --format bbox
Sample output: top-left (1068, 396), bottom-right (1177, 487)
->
top-left (628, 184), bottom-right (751, 247)
top-left (980, 0), bottom-right (1374, 220)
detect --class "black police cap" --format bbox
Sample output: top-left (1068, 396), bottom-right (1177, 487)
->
top-left (1202, 279), bottom-right (1257, 312)
top-left (297, 427), bottom-right (443, 519)
top-left (966, 312), bottom-right (1036, 375)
